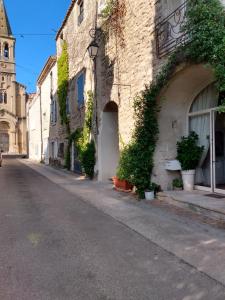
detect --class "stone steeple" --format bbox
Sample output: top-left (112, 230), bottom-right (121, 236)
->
top-left (0, 0), bottom-right (12, 37)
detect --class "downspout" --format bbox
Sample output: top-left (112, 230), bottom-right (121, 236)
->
top-left (94, 1), bottom-right (98, 134)
top-left (39, 86), bottom-right (43, 162)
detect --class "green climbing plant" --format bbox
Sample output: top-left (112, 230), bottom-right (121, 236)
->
top-left (117, 0), bottom-right (225, 198)
top-left (68, 91), bottom-right (96, 178)
top-left (57, 41), bottom-right (69, 126)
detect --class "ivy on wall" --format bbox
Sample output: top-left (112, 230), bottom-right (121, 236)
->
top-left (101, 0), bottom-right (126, 47)
top-left (117, 0), bottom-right (225, 198)
top-left (67, 91), bottom-right (96, 178)
top-left (57, 41), bottom-right (69, 126)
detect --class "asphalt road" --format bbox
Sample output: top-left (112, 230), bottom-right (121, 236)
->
top-left (0, 159), bottom-right (225, 300)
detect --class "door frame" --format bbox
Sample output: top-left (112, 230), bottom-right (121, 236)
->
top-left (212, 109), bottom-right (225, 195)
top-left (192, 108), bottom-right (225, 195)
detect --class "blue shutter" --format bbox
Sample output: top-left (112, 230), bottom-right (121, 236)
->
top-left (66, 96), bottom-right (70, 114)
top-left (77, 73), bottom-right (84, 107)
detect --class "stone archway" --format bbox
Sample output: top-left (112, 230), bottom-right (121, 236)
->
top-left (98, 101), bottom-right (120, 181)
top-left (152, 64), bottom-right (215, 190)
top-left (0, 121), bottom-right (10, 153)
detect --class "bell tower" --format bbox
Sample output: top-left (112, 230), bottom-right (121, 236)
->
top-left (0, 0), bottom-right (16, 109)
top-left (0, 0), bottom-right (27, 154)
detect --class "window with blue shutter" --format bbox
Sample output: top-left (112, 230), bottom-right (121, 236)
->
top-left (77, 73), bottom-right (85, 107)
top-left (66, 96), bottom-right (70, 115)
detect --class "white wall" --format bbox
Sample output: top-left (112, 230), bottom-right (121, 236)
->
top-left (40, 63), bottom-right (57, 164)
top-left (27, 94), bottom-right (41, 161)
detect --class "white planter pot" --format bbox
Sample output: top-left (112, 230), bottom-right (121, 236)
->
top-left (181, 170), bottom-right (195, 191)
top-left (145, 191), bottom-right (155, 201)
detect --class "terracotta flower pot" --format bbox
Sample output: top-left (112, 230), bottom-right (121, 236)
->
top-left (112, 176), bottom-right (133, 192)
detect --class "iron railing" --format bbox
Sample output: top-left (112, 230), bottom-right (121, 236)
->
top-left (156, 1), bottom-right (188, 58)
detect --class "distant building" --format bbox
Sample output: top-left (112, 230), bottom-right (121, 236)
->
top-left (27, 93), bottom-right (41, 161)
top-left (27, 56), bottom-right (57, 164)
top-left (0, 0), bottom-right (27, 154)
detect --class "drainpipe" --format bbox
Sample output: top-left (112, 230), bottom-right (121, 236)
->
top-left (39, 86), bottom-right (43, 162)
top-left (93, 2), bottom-right (99, 136)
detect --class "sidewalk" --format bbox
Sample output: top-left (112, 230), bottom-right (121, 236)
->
top-left (21, 159), bottom-right (225, 287)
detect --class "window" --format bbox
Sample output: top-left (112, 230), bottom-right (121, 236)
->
top-left (51, 141), bottom-right (54, 158)
top-left (50, 101), bottom-right (54, 124)
top-left (0, 92), bottom-right (7, 104)
top-left (161, 0), bottom-right (184, 17)
top-left (54, 100), bottom-right (57, 123)
top-left (3, 92), bottom-right (7, 104)
top-left (50, 72), bottom-right (53, 93)
top-left (77, 73), bottom-right (85, 107)
top-left (78, 0), bottom-right (84, 25)
top-left (51, 99), bottom-right (57, 124)
top-left (98, 0), bottom-right (107, 15)
top-left (4, 43), bottom-right (9, 59)
top-left (58, 143), bottom-right (64, 158)
top-left (66, 96), bottom-right (70, 115)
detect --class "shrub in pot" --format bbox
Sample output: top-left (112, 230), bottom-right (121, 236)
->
top-left (177, 132), bottom-right (204, 191)
top-left (172, 178), bottom-right (183, 191)
top-left (115, 145), bottom-right (134, 192)
top-left (145, 182), bottom-right (160, 201)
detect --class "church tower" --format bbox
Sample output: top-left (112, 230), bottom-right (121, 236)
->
top-left (0, 0), bottom-right (27, 154)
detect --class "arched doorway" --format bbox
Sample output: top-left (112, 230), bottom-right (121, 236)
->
top-left (153, 64), bottom-right (215, 190)
top-left (0, 121), bottom-right (10, 153)
top-left (98, 101), bottom-right (119, 181)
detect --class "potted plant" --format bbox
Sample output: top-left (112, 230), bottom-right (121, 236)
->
top-left (172, 178), bottom-right (183, 191)
top-left (145, 182), bottom-right (160, 201)
top-left (177, 132), bottom-right (204, 191)
top-left (112, 176), bottom-right (133, 191)
top-left (114, 146), bottom-right (134, 192)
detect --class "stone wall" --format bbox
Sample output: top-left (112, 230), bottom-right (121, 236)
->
top-left (55, 0), bottom-right (98, 169)
top-left (54, 0), bottom-right (196, 186)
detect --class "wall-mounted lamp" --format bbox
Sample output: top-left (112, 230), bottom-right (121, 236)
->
top-left (87, 41), bottom-right (99, 60)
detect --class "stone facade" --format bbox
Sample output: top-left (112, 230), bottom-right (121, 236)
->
top-left (51, 0), bottom-right (223, 192)
top-left (0, 0), bottom-right (27, 154)
top-left (55, 0), bottom-right (98, 169)
top-left (52, 0), bottom-right (179, 181)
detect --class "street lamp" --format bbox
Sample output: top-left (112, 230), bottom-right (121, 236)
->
top-left (87, 41), bottom-right (99, 60)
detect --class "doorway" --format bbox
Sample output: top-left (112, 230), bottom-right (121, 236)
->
top-left (213, 111), bottom-right (225, 193)
top-left (0, 121), bottom-right (10, 153)
top-left (98, 101), bottom-right (119, 181)
top-left (189, 109), bottom-right (225, 194)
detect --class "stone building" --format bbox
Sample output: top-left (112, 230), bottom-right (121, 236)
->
top-left (37, 56), bottom-right (57, 165)
top-left (94, 0), bottom-right (225, 195)
top-left (53, 0), bottom-right (225, 195)
top-left (0, 0), bottom-right (27, 154)
top-left (27, 56), bottom-right (57, 164)
top-left (54, 0), bottom-right (165, 178)
top-left (55, 0), bottom-right (97, 170)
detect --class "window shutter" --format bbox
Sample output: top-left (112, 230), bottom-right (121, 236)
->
top-left (77, 74), bottom-right (85, 107)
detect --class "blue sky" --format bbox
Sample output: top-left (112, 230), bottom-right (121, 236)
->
top-left (5, 0), bottom-right (71, 93)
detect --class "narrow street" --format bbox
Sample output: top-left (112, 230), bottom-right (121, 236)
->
top-left (0, 159), bottom-right (224, 300)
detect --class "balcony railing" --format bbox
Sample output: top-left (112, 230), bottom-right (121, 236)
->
top-left (156, 1), bottom-right (188, 58)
